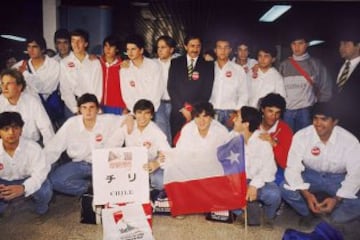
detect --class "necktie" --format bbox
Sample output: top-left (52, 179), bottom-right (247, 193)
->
top-left (337, 60), bottom-right (350, 91)
top-left (188, 59), bottom-right (194, 80)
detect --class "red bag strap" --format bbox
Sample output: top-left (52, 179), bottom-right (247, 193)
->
top-left (289, 57), bottom-right (314, 86)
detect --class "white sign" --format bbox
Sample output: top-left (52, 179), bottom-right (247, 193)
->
top-left (92, 147), bottom-right (149, 205)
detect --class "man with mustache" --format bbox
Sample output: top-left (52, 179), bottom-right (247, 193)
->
top-left (168, 34), bottom-right (214, 145)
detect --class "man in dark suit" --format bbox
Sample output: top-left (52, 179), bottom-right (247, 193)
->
top-left (333, 33), bottom-right (360, 140)
top-left (167, 35), bottom-right (214, 144)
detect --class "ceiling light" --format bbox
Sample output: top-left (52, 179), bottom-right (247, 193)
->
top-left (1, 34), bottom-right (26, 42)
top-left (308, 40), bottom-right (325, 47)
top-left (259, 5), bottom-right (291, 22)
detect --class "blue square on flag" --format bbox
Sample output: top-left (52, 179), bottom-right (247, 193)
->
top-left (217, 135), bottom-right (245, 175)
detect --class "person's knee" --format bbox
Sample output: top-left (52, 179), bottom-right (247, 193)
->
top-left (34, 180), bottom-right (53, 201)
top-left (263, 188), bottom-right (281, 204)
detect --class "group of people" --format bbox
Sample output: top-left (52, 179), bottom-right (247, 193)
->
top-left (0, 26), bottom-right (359, 235)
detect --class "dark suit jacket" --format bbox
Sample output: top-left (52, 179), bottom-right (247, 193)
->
top-left (167, 55), bottom-right (214, 137)
top-left (333, 62), bottom-right (360, 140)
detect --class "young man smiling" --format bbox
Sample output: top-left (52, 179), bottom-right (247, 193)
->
top-left (248, 45), bottom-right (286, 108)
top-left (259, 93), bottom-right (293, 185)
top-left (120, 34), bottom-right (163, 114)
top-left (281, 102), bottom-right (360, 227)
top-left (45, 93), bottom-right (125, 196)
top-left (118, 99), bottom-right (170, 191)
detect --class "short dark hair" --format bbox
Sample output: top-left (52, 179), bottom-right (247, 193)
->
top-left (125, 34), bottom-right (145, 49)
top-left (26, 35), bottom-right (47, 51)
top-left (155, 35), bottom-right (177, 52)
top-left (257, 44), bottom-right (277, 58)
top-left (103, 35), bottom-right (121, 49)
top-left (0, 68), bottom-right (26, 91)
top-left (71, 29), bottom-right (89, 43)
top-left (240, 106), bottom-right (262, 133)
top-left (312, 102), bottom-right (338, 120)
top-left (133, 99), bottom-right (155, 115)
top-left (260, 93), bottom-right (286, 113)
top-left (184, 34), bottom-right (202, 46)
top-left (192, 102), bottom-right (215, 119)
top-left (0, 111), bottom-right (24, 129)
top-left (54, 28), bottom-right (70, 42)
top-left (77, 93), bottom-right (99, 108)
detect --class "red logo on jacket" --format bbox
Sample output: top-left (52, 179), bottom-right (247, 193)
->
top-left (192, 71), bottom-right (200, 80)
top-left (67, 62), bottom-right (75, 68)
top-left (311, 146), bottom-right (320, 156)
top-left (0, 163), bottom-right (4, 170)
top-left (95, 134), bottom-right (103, 142)
top-left (130, 80), bottom-right (136, 87)
top-left (225, 71), bottom-right (232, 78)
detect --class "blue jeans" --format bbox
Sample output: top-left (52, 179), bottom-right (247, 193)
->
top-left (0, 178), bottom-right (53, 215)
top-left (49, 161), bottom-right (92, 197)
top-left (257, 182), bottom-right (282, 218)
top-left (215, 109), bottom-right (234, 131)
top-left (150, 168), bottom-right (164, 191)
top-left (232, 181), bottom-right (281, 219)
top-left (155, 101), bottom-right (172, 145)
top-left (284, 107), bottom-right (312, 133)
top-left (280, 168), bottom-right (360, 223)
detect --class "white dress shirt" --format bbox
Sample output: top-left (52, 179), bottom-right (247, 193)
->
top-left (123, 121), bottom-right (170, 161)
top-left (0, 92), bottom-right (54, 145)
top-left (248, 67), bottom-right (286, 108)
top-left (176, 120), bottom-right (229, 151)
top-left (12, 56), bottom-right (60, 100)
top-left (45, 114), bottom-right (124, 165)
top-left (284, 125), bottom-right (360, 199)
top-left (0, 138), bottom-right (50, 197)
top-left (120, 57), bottom-right (163, 112)
top-left (244, 130), bottom-right (277, 188)
top-left (157, 58), bottom-right (171, 101)
top-left (59, 52), bottom-right (103, 113)
top-left (210, 60), bottom-right (248, 110)
top-left (336, 56), bottom-right (360, 84)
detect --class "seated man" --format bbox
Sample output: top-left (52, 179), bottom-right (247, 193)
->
top-left (0, 112), bottom-right (52, 216)
top-left (281, 102), bottom-right (360, 226)
top-left (0, 68), bottom-right (54, 146)
top-left (176, 102), bottom-right (229, 150)
top-left (121, 99), bottom-right (171, 191)
top-left (232, 106), bottom-right (281, 227)
top-left (259, 93), bottom-right (293, 185)
top-left (45, 93), bottom-right (125, 196)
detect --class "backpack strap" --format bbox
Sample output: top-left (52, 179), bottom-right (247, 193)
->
top-left (289, 57), bottom-right (314, 86)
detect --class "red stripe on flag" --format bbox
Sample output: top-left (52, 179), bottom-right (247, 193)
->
top-left (164, 172), bottom-right (247, 216)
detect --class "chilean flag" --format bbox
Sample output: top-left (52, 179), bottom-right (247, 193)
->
top-left (164, 135), bottom-right (247, 216)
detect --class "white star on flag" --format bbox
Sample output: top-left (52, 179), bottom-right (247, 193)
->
top-left (226, 151), bottom-right (240, 164)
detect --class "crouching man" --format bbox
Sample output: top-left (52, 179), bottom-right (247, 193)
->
top-left (281, 102), bottom-right (360, 226)
top-left (232, 106), bottom-right (281, 228)
top-left (0, 112), bottom-right (52, 216)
